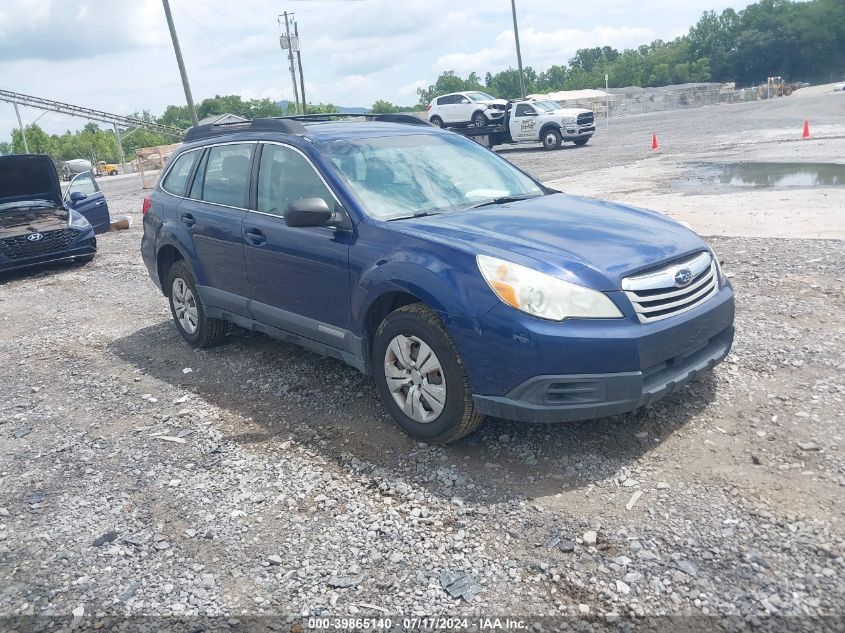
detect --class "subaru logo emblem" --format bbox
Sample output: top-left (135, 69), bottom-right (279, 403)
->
top-left (674, 268), bottom-right (692, 287)
top-left (27, 233), bottom-right (43, 242)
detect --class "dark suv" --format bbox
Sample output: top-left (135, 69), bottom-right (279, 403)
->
top-left (141, 115), bottom-right (734, 443)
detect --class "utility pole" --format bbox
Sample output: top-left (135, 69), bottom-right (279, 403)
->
top-left (280, 12), bottom-right (300, 115)
top-left (162, 0), bottom-right (199, 127)
top-left (510, 0), bottom-right (526, 99)
top-left (294, 20), bottom-right (307, 114)
top-left (13, 102), bottom-right (29, 153)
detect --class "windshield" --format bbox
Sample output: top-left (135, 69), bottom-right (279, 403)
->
top-left (466, 92), bottom-right (496, 101)
top-left (531, 100), bottom-right (562, 112)
top-left (319, 133), bottom-right (544, 220)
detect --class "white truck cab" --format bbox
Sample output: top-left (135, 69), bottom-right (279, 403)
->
top-left (509, 99), bottom-right (595, 149)
top-left (452, 98), bottom-right (596, 150)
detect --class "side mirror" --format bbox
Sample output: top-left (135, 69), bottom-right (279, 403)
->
top-left (284, 197), bottom-right (333, 228)
top-left (69, 191), bottom-right (87, 204)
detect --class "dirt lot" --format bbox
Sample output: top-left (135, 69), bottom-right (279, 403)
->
top-left (1, 90), bottom-right (843, 630)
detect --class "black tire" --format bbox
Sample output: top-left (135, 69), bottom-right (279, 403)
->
top-left (472, 111), bottom-right (488, 128)
top-left (429, 116), bottom-right (444, 128)
top-left (542, 128), bottom-right (562, 150)
top-left (373, 303), bottom-right (484, 444)
top-left (109, 170), bottom-right (118, 176)
top-left (573, 138), bottom-right (589, 146)
top-left (165, 260), bottom-right (227, 348)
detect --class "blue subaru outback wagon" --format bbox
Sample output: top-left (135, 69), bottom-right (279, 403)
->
top-left (141, 114), bottom-right (734, 443)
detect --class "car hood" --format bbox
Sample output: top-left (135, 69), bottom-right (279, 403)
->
top-left (0, 154), bottom-right (63, 207)
top-left (390, 193), bottom-right (707, 291)
top-left (551, 108), bottom-right (592, 117)
top-left (477, 99), bottom-right (508, 107)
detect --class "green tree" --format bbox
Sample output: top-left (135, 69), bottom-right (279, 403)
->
top-left (11, 124), bottom-right (57, 156)
top-left (0, 141), bottom-right (11, 155)
top-left (371, 100), bottom-right (400, 114)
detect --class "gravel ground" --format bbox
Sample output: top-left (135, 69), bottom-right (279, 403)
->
top-left (1, 95), bottom-right (843, 631)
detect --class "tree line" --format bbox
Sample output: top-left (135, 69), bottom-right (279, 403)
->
top-left (4, 0), bottom-right (842, 158)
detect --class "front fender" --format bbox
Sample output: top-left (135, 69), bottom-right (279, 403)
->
top-left (352, 247), bottom-right (499, 337)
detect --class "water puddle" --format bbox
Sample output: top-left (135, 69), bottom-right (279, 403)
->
top-left (682, 162), bottom-right (845, 189)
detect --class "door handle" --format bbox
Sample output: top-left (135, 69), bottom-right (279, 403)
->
top-left (181, 213), bottom-right (196, 227)
top-left (245, 228), bottom-right (266, 245)
top-left (95, 200), bottom-right (105, 206)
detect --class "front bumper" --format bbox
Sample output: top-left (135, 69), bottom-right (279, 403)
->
top-left (472, 324), bottom-right (733, 422)
top-left (562, 125), bottom-right (595, 139)
top-left (449, 283), bottom-right (734, 423)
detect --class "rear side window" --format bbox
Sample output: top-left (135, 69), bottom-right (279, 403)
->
top-left (257, 144), bottom-right (335, 216)
top-left (437, 95), bottom-right (456, 105)
top-left (199, 144), bottom-right (254, 208)
top-left (161, 151), bottom-right (197, 196)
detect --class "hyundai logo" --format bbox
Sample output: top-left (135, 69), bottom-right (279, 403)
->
top-left (674, 267), bottom-right (693, 287)
top-left (26, 233), bottom-right (43, 242)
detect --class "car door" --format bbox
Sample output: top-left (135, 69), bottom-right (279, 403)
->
top-left (453, 94), bottom-right (473, 124)
top-left (242, 142), bottom-right (354, 352)
top-left (64, 171), bottom-right (111, 233)
top-left (510, 103), bottom-right (539, 141)
top-left (176, 142), bottom-right (253, 316)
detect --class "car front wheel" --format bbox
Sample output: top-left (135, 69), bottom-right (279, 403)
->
top-left (166, 261), bottom-right (227, 347)
top-left (543, 128), bottom-right (562, 150)
top-left (373, 303), bottom-right (484, 444)
top-left (472, 112), bottom-right (488, 128)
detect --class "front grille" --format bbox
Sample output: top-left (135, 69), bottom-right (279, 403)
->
top-left (0, 228), bottom-right (77, 261)
top-left (577, 112), bottom-right (594, 126)
top-left (622, 251), bottom-right (718, 323)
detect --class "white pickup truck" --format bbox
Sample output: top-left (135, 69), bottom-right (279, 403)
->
top-left (452, 98), bottom-right (596, 150)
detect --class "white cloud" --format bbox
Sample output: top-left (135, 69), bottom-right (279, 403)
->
top-left (398, 79), bottom-right (428, 96)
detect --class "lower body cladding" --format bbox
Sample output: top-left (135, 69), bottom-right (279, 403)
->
top-left (451, 285), bottom-right (735, 423)
top-left (0, 230), bottom-right (96, 273)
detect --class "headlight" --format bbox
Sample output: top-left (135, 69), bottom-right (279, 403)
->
top-left (69, 213), bottom-right (91, 229)
top-left (706, 243), bottom-right (725, 283)
top-left (561, 117), bottom-right (576, 125)
top-left (477, 255), bottom-right (623, 320)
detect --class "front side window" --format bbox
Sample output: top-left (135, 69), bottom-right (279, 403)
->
top-left (66, 172), bottom-right (99, 197)
top-left (199, 144), bottom-right (253, 208)
top-left (161, 151), bottom-right (197, 196)
top-left (515, 104), bottom-right (536, 117)
top-left (320, 133), bottom-right (544, 221)
top-left (257, 144), bottom-right (335, 216)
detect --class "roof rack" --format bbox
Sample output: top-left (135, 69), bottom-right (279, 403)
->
top-left (184, 117), bottom-right (308, 142)
top-left (280, 113), bottom-right (431, 127)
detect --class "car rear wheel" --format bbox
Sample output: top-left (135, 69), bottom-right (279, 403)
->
top-left (373, 303), bottom-right (484, 444)
top-left (109, 170), bottom-right (118, 176)
top-left (166, 261), bottom-right (226, 347)
top-left (573, 138), bottom-right (589, 146)
top-left (429, 116), bottom-right (444, 128)
top-left (542, 128), bottom-right (562, 150)
top-left (472, 111), bottom-right (488, 128)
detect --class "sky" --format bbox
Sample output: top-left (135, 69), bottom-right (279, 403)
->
top-left (0, 0), bottom-right (754, 143)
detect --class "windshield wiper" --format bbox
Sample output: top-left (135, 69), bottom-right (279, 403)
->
top-left (468, 194), bottom-right (541, 209)
top-left (386, 211), bottom-right (441, 221)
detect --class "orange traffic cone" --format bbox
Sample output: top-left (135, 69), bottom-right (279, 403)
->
top-left (651, 133), bottom-right (659, 150)
top-left (802, 119), bottom-right (810, 139)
